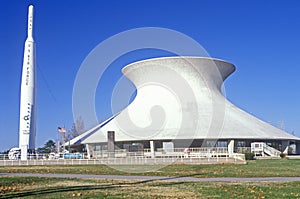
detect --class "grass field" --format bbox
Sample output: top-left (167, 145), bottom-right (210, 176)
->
top-left (0, 159), bottom-right (300, 198)
top-left (0, 159), bottom-right (300, 178)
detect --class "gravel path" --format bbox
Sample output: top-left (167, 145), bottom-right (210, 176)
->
top-left (1, 173), bottom-right (300, 183)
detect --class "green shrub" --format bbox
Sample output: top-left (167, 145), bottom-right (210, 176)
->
top-left (280, 153), bottom-right (287, 159)
top-left (244, 152), bottom-right (255, 160)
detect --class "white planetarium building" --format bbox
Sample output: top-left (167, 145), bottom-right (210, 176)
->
top-left (71, 57), bottom-right (300, 158)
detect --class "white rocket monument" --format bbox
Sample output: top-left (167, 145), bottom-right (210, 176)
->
top-left (19, 5), bottom-right (36, 160)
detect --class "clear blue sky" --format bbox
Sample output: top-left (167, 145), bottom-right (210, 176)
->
top-left (1, 0), bottom-right (300, 151)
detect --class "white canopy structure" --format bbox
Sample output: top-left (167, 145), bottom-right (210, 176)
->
top-left (71, 57), bottom-right (300, 155)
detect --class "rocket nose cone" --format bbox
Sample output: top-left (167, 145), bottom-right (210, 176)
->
top-left (28, 5), bottom-right (34, 15)
top-left (27, 5), bottom-right (34, 38)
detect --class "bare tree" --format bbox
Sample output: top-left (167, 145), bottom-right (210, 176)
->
top-left (68, 116), bottom-right (85, 139)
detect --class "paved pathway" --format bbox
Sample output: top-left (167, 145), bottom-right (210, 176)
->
top-left (1, 173), bottom-right (300, 183)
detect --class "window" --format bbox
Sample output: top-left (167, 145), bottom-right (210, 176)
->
top-left (237, 141), bottom-right (246, 147)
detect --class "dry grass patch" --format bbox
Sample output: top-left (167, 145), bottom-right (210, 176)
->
top-left (1, 177), bottom-right (300, 198)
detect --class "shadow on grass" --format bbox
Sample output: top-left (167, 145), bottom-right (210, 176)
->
top-left (0, 176), bottom-right (187, 198)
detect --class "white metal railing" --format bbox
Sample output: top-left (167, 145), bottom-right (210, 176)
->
top-left (154, 147), bottom-right (228, 153)
top-left (91, 147), bottom-right (231, 159)
top-left (236, 147), bottom-right (251, 154)
top-left (231, 153), bottom-right (246, 161)
top-left (0, 150), bottom-right (246, 166)
top-left (0, 155), bottom-right (245, 166)
top-left (251, 142), bottom-right (281, 157)
top-left (264, 145), bottom-right (281, 157)
top-left (0, 153), bottom-right (85, 161)
top-left (0, 147), bottom-right (246, 163)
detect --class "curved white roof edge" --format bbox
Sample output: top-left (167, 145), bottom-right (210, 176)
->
top-left (122, 56), bottom-right (234, 73)
top-left (69, 114), bottom-right (118, 145)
